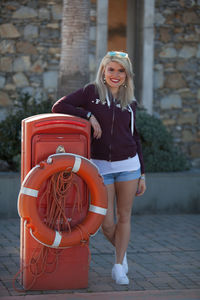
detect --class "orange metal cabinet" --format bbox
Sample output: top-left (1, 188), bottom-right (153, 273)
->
top-left (20, 113), bottom-right (91, 290)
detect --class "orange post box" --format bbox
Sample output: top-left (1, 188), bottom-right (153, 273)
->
top-left (19, 113), bottom-right (92, 290)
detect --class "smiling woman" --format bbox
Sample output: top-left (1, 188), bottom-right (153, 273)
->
top-left (52, 51), bottom-right (146, 286)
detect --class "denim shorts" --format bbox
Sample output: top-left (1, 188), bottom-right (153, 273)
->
top-left (102, 168), bottom-right (141, 185)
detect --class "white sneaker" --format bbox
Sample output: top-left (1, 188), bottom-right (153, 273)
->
top-left (114, 250), bottom-right (128, 274)
top-left (122, 252), bottom-right (128, 274)
top-left (112, 264), bottom-right (129, 285)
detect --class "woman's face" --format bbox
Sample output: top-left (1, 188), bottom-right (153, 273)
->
top-left (104, 61), bottom-right (126, 93)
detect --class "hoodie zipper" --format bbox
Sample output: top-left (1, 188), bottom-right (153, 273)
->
top-left (109, 104), bottom-right (115, 161)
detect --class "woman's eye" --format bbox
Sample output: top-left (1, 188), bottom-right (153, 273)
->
top-left (108, 68), bottom-right (114, 72)
top-left (119, 69), bottom-right (125, 73)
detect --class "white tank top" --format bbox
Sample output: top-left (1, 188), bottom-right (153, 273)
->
top-left (91, 153), bottom-right (140, 176)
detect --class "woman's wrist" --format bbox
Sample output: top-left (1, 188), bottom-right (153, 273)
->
top-left (86, 111), bottom-right (92, 120)
top-left (140, 174), bottom-right (145, 180)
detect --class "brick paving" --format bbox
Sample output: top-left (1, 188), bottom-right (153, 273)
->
top-left (0, 214), bottom-right (200, 299)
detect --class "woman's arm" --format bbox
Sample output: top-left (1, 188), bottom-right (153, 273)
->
top-left (52, 86), bottom-right (91, 120)
top-left (52, 85), bottom-right (102, 139)
top-left (132, 103), bottom-right (146, 196)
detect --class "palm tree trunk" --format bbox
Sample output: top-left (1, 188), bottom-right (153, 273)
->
top-left (57, 0), bottom-right (90, 98)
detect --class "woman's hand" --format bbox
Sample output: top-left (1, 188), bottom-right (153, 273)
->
top-left (136, 176), bottom-right (146, 196)
top-left (89, 115), bottom-right (102, 139)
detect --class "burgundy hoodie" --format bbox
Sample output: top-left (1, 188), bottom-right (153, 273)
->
top-left (52, 84), bottom-right (145, 174)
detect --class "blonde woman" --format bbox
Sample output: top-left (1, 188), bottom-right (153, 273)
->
top-left (52, 51), bottom-right (146, 285)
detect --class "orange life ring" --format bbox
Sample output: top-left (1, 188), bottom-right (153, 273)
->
top-left (18, 153), bottom-right (107, 248)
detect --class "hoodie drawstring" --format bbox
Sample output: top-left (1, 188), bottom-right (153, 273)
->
top-left (128, 105), bottom-right (134, 135)
top-left (105, 89), bottom-right (111, 108)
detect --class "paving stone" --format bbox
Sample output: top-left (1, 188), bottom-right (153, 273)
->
top-left (0, 215), bottom-right (199, 295)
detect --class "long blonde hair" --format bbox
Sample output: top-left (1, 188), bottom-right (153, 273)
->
top-left (94, 51), bottom-right (135, 109)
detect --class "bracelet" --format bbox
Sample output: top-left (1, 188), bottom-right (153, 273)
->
top-left (140, 175), bottom-right (145, 180)
top-left (86, 111), bottom-right (92, 120)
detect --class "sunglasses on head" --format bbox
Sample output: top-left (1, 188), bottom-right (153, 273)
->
top-left (107, 51), bottom-right (128, 58)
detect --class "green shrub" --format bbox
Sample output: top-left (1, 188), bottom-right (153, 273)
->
top-left (136, 109), bottom-right (190, 172)
top-left (0, 95), bottom-right (190, 172)
top-left (0, 93), bottom-right (53, 171)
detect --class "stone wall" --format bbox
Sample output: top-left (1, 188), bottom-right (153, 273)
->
top-left (0, 0), bottom-right (62, 120)
top-left (0, 0), bottom-right (96, 120)
top-left (154, 0), bottom-right (200, 167)
top-left (0, 0), bottom-right (199, 168)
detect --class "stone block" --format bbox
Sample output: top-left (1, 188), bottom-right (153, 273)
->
top-left (159, 27), bottom-right (171, 43)
top-left (159, 47), bottom-right (177, 58)
top-left (154, 64), bottom-right (164, 89)
top-left (31, 59), bottom-right (46, 73)
top-left (182, 130), bottom-right (194, 142)
top-left (16, 41), bottom-right (37, 54)
top-left (165, 72), bottom-right (187, 89)
top-left (160, 94), bottom-right (182, 109)
top-left (0, 23), bottom-right (20, 38)
top-left (48, 47), bottom-right (61, 55)
top-left (183, 33), bottom-right (199, 42)
top-left (13, 72), bottom-right (29, 87)
top-left (162, 119), bottom-right (176, 125)
top-left (12, 6), bottom-right (37, 18)
top-left (182, 11), bottom-right (199, 24)
top-left (51, 5), bottom-right (62, 20)
top-left (197, 45), bottom-right (200, 58)
top-left (0, 76), bottom-right (6, 88)
top-left (5, 84), bottom-right (15, 91)
top-left (37, 46), bottom-right (45, 53)
top-left (178, 45), bottom-right (197, 58)
top-left (24, 25), bottom-right (38, 39)
top-left (197, 88), bottom-right (200, 100)
top-left (13, 56), bottom-right (31, 72)
top-left (43, 71), bottom-right (58, 89)
top-left (190, 144), bottom-right (200, 158)
top-left (178, 112), bottom-right (197, 125)
top-left (0, 40), bottom-right (15, 54)
top-left (0, 91), bottom-right (12, 107)
top-left (174, 26), bottom-right (184, 34)
top-left (155, 12), bottom-right (165, 25)
top-left (46, 23), bottom-right (59, 29)
top-left (39, 8), bottom-right (50, 19)
top-left (176, 60), bottom-right (198, 72)
top-left (39, 28), bottom-right (53, 39)
top-left (0, 57), bottom-right (12, 72)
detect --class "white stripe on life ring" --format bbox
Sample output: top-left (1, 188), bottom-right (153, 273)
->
top-left (72, 156), bottom-right (81, 173)
top-left (51, 231), bottom-right (62, 247)
top-left (89, 204), bottom-right (107, 216)
top-left (21, 187), bottom-right (38, 198)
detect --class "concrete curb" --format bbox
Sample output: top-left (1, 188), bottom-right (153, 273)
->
top-left (1, 289), bottom-right (200, 300)
top-left (0, 170), bottom-right (200, 218)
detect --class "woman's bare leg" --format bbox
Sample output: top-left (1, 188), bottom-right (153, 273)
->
top-left (114, 179), bottom-right (139, 264)
top-left (101, 183), bottom-right (116, 245)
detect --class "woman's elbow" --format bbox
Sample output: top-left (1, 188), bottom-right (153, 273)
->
top-left (51, 103), bottom-right (57, 113)
top-left (52, 102), bottom-right (61, 113)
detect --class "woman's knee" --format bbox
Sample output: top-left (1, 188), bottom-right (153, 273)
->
top-left (117, 211), bottom-right (132, 224)
top-left (102, 222), bottom-right (115, 235)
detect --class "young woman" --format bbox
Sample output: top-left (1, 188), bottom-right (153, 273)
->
top-left (52, 51), bottom-right (146, 285)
